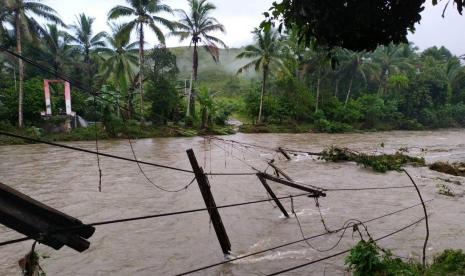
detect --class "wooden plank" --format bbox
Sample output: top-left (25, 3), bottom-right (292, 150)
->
top-left (257, 173), bottom-right (326, 197)
top-left (0, 182), bottom-right (94, 252)
top-left (186, 149), bottom-right (231, 255)
top-left (257, 174), bottom-right (290, 218)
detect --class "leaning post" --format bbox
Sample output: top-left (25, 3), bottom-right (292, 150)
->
top-left (186, 149), bottom-right (231, 255)
top-left (278, 147), bottom-right (292, 160)
top-left (257, 174), bottom-right (290, 218)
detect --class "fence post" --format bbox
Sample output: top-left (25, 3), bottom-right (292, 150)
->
top-left (186, 149), bottom-right (231, 255)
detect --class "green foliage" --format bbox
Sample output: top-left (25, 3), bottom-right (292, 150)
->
top-left (320, 147), bottom-right (425, 172)
top-left (146, 79), bottom-right (183, 125)
top-left (0, 77), bottom-right (44, 125)
top-left (262, 1), bottom-right (464, 52)
top-left (345, 240), bottom-right (384, 275)
top-left (428, 249), bottom-right (465, 275)
top-left (314, 119), bottom-right (353, 133)
top-left (346, 241), bottom-right (465, 276)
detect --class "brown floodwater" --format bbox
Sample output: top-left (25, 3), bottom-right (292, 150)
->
top-left (0, 130), bottom-right (464, 275)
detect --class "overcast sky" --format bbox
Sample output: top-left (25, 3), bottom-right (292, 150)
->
top-left (42, 0), bottom-right (465, 55)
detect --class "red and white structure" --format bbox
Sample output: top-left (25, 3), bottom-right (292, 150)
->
top-left (41, 79), bottom-right (75, 117)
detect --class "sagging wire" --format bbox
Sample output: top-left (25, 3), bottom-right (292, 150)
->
top-left (128, 137), bottom-right (196, 193)
top-left (175, 201), bottom-right (431, 276)
top-left (0, 131), bottom-right (194, 173)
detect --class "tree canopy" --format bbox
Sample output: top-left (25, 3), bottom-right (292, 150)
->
top-left (262, 0), bottom-right (465, 52)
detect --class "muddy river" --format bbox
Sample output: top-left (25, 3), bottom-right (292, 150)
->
top-left (1, 130), bottom-right (464, 275)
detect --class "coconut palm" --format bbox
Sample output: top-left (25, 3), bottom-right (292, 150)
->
top-left (170, 0), bottom-right (227, 118)
top-left (335, 50), bottom-right (377, 106)
top-left (108, 0), bottom-right (174, 119)
top-left (69, 13), bottom-right (107, 88)
top-left (36, 24), bottom-right (73, 73)
top-left (0, 1), bottom-right (10, 38)
top-left (237, 28), bottom-right (284, 123)
top-left (97, 24), bottom-right (139, 116)
top-left (371, 43), bottom-right (415, 95)
top-left (7, 0), bottom-right (63, 127)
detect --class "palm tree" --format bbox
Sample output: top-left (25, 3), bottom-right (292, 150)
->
top-left (7, 0), bottom-right (63, 127)
top-left (69, 13), bottom-right (107, 88)
top-left (108, 0), bottom-right (174, 119)
top-left (170, 0), bottom-right (227, 119)
top-left (299, 48), bottom-right (331, 113)
top-left (371, 43), bottom-right (415, 95)
top-left (97, 24), bottom-right (139, 117)
top-left (0, 1), bottom-right (9, 38)
top-left (237, 28), bottom-right (284, 123)
top-left (37, 24), bottom-right (73, 73)
top-left (335, 50), bottom-right (376, 106)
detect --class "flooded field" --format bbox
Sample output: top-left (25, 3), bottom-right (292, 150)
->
top-left (1, 129), bottom-right (464, 275)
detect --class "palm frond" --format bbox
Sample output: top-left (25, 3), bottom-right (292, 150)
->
top-left (108, 5), bottom-right (135, 19)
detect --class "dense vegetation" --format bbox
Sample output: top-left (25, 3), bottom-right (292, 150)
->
top-left (1, 0), bottom-right (465, 142)
top-left (346, 240), bottom-right (465, 275)
top-left (262, 0), bottom-right (465, 51)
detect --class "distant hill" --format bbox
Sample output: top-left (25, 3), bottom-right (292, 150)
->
top-left (168, 46), bottom-right (256, 82)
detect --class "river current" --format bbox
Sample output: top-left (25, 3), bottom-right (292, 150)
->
top-left (1, 130), bottom-right (464, 275)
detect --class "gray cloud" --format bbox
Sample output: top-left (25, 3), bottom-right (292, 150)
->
top-left (42, 0), bottom-right (464, 54)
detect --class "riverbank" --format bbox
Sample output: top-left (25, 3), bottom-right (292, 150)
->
top-left (1, 121), bottom-right (464, 145)
top-left (0, 124), bottom-right (235, 145)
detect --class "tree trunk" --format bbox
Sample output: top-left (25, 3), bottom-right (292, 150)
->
top-left (138, 24), bottom-right (144, 122)
top-left (189, 43), bottom-right (198, 118)
top-left (334, 78), bottom-right (339, 98)
top-left (258, 67), bottom-right (267, 123)
top-left (345, 75), bottom-right (354, 107)
top-left (85, 47), bottom-right (92, 89)
top-left (315, 76), bottom-right (321, 113)
top-left (16, 13), bottom-right (24, 128)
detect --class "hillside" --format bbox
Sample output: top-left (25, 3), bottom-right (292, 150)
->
top-left (169, 46), bottom-right (256, 81)
top-left (167, 46), bottom-right (257, 95)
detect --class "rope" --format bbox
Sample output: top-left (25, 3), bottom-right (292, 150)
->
top-left (0, 131), bottom-right (194, 174)
top-left (174, 200), bottom-right (432, 275)
top-left (266, 217), bottom-right (425, 275)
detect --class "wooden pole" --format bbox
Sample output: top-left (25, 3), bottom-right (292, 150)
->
top-left (257, 172), bottom-right (326, 197)
top-left (257, 174), bottom-right (289, 218)
top-left (278, 147), bottom-right (292, 160)
top-left (268, 161), bottom-right (293, 181)
top-left (186, 149), bottom-right (231, 255)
